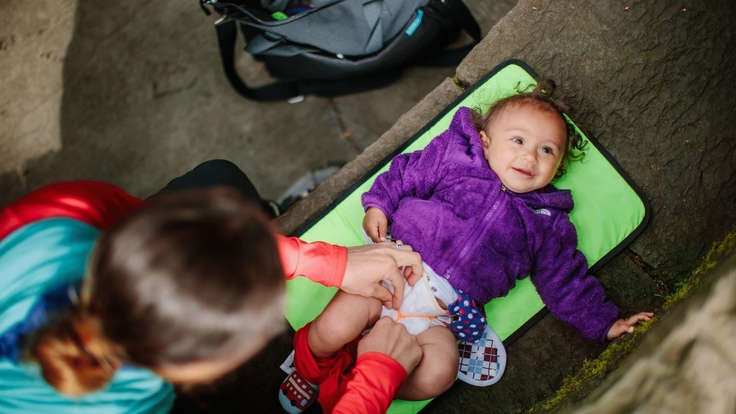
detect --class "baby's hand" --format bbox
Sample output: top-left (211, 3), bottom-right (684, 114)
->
top-left (606, 312), bottom-right (654, 340)
top-left (363, 207), bottom-right (389, 242)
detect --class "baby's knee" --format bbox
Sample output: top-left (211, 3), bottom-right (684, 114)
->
top-left (417, 357), bottom-right (458, 396)
top-left (311, 294), bottom-right (380, 342)
top-left (400, 341), bottom-right (458, 399)
top-left (416, 327), bottom-right (460, 396)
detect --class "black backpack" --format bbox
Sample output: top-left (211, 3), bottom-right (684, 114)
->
top-left (199, 0), bottom-right (482, 102)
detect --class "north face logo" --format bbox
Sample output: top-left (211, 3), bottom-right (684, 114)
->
top-left (533, 208), bottom-right (551, 216)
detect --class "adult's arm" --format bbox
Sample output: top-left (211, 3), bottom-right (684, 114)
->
top-left (0, 181), bottom-right (143, 239)
top-left (331, 318), bottom-right (421, 414)
top-left (276, 236), bottom-right (423, 309)
top-left (277, 235), bottom-right (347, 287)
top-left (331, 353), bottom-right (407, 414)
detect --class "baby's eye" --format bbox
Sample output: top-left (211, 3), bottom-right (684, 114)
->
top-left (540, 146), bottom-right (554, 155)
top-left (511, 137), bottom-right (523, 144)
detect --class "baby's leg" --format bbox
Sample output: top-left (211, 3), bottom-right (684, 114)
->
top-left (307, 291), bottom-right (382, 358)
top-left (395, 326), bottom-right (459, 401)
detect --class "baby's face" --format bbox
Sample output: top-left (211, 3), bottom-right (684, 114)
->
top-left (480, 105), bottom-right (567, 193)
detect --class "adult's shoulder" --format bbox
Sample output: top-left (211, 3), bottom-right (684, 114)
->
top-left (0, 181), bottom-right (143, 331)
top-left (0, 181), bottom-right (143, 240)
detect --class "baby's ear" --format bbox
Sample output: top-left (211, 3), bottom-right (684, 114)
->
top-left (479, 130), bottom-right (491, 147)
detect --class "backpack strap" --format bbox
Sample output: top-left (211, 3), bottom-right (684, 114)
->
top-left (215, 19), bottom-right (302, 102)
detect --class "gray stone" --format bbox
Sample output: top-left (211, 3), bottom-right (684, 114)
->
top-left (567, 250), bottom-right (736, 414)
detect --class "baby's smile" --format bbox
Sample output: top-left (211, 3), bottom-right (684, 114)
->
top-left (512, 167), bottom-right (534, 177)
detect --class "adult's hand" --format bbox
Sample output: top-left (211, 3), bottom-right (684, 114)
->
top-left (343, 242), bottom-right (423, 309)
top-left (358, 317), bottom-right (422, 375)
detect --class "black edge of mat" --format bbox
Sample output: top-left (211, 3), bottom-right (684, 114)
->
top-left (290, 57), bottom-right (653, 348)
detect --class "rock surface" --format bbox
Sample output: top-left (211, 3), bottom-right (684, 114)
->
top-left (567, 248), bottom-right (736, 414)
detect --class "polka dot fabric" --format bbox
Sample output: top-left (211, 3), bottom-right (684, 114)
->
top-left (447, 291), bottom-right (486, 343)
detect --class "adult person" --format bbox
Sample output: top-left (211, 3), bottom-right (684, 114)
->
top-left (0, 159), bottom-right (422, 413)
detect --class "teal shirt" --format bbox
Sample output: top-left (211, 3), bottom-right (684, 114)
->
top-left (0, 218), bottom-right (174, 413)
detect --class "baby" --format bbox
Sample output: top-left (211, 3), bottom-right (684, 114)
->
top-left (284, 80), bottom-right (653, 408)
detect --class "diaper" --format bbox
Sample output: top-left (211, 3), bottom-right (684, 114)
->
top-left (380, 265), bottom-right (455, 335)
top-left (381, 264), bottom-right (486, 343)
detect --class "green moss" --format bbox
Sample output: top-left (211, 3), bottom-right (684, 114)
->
top-left (662, 226), bottom-right (736, 311)
top-left (533, 323), bottom-right (651, 412)
top-left (451, 76), bottom-right (472, 91)
top-left (530, 225), bottom-right (736, 413)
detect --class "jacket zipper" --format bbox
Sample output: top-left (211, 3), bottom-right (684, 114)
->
top-left (444, 183), bottom-right (505, 278)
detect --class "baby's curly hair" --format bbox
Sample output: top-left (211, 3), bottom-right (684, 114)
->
top-left (470, 79), bottom-right (587, 179)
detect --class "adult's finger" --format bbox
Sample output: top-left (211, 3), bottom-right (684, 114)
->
top-left (341, 243), bottom-right (423, 310)
top-left (383, 266), bottom-right (405, 310)
top-left (390, 248), bottom-right (423, 287)
top-left (372, 282), bottom-right (395, 310)
top-left (342, 244), bottom-right (419, 305)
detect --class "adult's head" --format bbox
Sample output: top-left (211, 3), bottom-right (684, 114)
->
top-left (31, 187), bottom-right (286, 395)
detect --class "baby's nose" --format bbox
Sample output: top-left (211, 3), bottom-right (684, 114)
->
top-left (522, 150), bottom-right (537, 163)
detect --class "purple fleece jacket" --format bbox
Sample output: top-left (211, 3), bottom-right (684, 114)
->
top-left (362, 107), bottom-right (620, 342)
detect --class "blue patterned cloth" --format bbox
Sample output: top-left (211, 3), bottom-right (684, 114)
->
top-left (447, 290), bottom-right (486, 343)
top-left (0, 282), bottom-right (80, 362)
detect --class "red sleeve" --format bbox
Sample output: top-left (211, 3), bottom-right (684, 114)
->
top-left (0, 181), bottom-right (143, 239)
top-left (330, 353), bottom-right (408, 414)
top-left (276, 234), bottom-right (347, 287)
